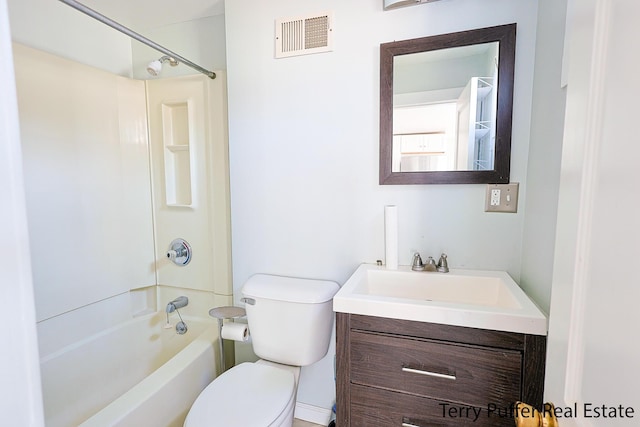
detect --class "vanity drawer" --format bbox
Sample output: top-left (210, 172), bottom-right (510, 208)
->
top-left (350, 331), bottom-right (521, 408)
top-left (350, 384), bottom-right (514, 427)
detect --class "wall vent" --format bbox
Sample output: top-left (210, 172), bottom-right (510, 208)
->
top-left (275, 12), bottom-right (333, 58)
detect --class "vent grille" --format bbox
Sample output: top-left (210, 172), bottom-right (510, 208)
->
top-left (275, 12), bottom-right (333, 58)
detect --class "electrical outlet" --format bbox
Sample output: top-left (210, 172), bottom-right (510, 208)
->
top-left (485, 183), bottom-right (519, 213)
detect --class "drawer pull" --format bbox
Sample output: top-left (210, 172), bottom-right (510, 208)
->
top-left (401, 366), bottom-right (456, 380)
top-left (402, 423), bottom-right (421, 427)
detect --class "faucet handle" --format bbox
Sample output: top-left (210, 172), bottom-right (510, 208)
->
top-left (437, 253), bottom-right (449, 273)
top-left (411, 252), bottom-right (425, 271)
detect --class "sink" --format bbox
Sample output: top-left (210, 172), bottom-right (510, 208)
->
top-left (356, 268), bottom-right (523, 308)
top-left (333, 263), bottom-right (547, 335)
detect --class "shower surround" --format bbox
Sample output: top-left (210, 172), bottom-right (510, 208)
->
top-left (13, 43), bottom-right (231, 426)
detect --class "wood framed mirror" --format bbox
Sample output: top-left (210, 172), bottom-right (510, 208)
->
top-left (379, 24), bottom-right (516, 185)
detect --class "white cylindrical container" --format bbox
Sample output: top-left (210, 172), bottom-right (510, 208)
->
top-left (221, 323), bottom-right (250, 342)
top-left (385, 205), bottom-right (398, 270)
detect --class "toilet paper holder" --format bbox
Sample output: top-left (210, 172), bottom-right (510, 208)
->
top-left (209, 306), bottom-right (247, 373)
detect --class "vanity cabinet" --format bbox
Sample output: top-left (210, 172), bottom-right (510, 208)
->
top-left (336, 313), bottom-right (546, 427)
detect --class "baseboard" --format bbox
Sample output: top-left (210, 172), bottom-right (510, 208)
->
top-left (294, 402), bottom-right (332, 426)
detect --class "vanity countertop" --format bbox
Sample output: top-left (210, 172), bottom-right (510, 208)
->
top-left (333, 263), bottom-right (547, 335)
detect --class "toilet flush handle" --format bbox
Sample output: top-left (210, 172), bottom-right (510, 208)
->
top-left (240, 297), bottom-right (255, 305)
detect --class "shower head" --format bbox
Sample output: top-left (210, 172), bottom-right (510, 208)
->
top-left (146, 60), bottom-right (162, 76)
top-left (146, 55), bottom-right (179, 76)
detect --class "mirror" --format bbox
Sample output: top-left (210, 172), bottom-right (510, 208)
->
top-left (380, 24), bottom-right (516, 184)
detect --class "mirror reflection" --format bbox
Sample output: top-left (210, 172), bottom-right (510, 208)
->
top-left (392, 42), bottom-right (499, 172)
top-left (379, 24), bottom-right (516, 185)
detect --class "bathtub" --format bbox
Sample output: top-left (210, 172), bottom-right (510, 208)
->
top-left (39, 312), bottom-right (218, 427)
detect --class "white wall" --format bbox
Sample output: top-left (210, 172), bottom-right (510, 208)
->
top-left (546, 0), bottom-right (640, 419)
top-left (0, 1), bottom-right (44, 423)
top-left (7, 0), bottom-right (226, 80)
top-left (225, 0), bottom-right (539, 411)
top-left (132, 15), bottom-right (226, 80)
top-left (520, 0), bottom-right (568, 315)
top-left (7, 0), bottom-right (132, 76)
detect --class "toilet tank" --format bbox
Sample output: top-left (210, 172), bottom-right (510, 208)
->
top-left (241, 274), bottom-right (339, 366)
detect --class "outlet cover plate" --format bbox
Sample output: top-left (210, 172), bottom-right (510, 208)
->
top-left (485, 183), bottom-right (519, 213)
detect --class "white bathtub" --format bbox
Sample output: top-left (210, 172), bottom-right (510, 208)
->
top-left (39, 312), bottom-right (218, 427)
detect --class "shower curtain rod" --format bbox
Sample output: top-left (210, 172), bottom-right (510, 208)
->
top-left (58, 0), bottom-right (216, 79)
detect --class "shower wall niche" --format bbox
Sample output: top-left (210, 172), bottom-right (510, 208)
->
top-left (147, 74), bottom-right (232, 298)
top-left (162, 101), bottom-right (193, 206)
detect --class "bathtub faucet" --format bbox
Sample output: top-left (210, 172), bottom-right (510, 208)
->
top-left (166, 296), bottom-right (189, 313)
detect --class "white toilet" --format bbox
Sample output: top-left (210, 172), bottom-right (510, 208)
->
top-left (184, 274), bottom-right (339, 427)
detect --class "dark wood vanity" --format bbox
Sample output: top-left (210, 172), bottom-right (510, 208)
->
top-left (336, 313), bottom-right (546, 427)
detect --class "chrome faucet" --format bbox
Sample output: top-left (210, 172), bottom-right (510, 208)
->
top-left (411, 252), bottom-right (449, 273)
top-left (166, 296), bottom-right (189, 335)
top-left (166, 296), bottom-right (189, 313)
top-left (424, 256), bottom-right (437, 272)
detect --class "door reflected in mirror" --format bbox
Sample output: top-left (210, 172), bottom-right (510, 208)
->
top-left (393, 42), bottom-right (499, 173)
top-left (380, 24), bottom-right (516, 185)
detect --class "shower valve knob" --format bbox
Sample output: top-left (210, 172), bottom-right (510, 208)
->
top-left (166, 238), bottom-right (192, 266)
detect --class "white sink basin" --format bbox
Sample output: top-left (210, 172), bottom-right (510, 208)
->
top-left (333, 263), bottom-right (547, 335)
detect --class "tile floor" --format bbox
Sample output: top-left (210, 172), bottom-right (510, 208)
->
top-left (293, 419), bottom-right (325, 427)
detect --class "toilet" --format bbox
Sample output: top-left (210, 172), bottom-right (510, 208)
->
top-left (184, 274), bottom-right (340, 427)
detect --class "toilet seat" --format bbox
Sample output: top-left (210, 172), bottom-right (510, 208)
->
top-left (184, 362), bottom-right (295, 427)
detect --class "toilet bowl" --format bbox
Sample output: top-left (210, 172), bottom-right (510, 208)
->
top-left (184, 274), bottom-right (339, 427)
top-left (184, 361), bottom-right (299, 427)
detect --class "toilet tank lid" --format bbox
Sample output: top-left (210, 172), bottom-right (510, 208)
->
top-left (242, 274), bottom-right (339, 303)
